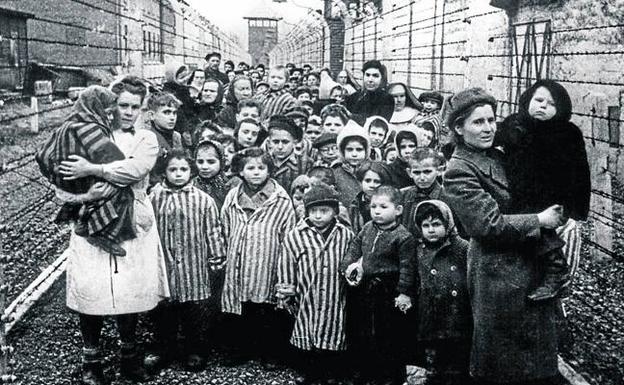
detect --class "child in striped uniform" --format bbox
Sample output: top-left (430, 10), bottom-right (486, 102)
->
top-left (220, 147), bottom-right (297, 368)
top-left (276, 182), bottom-right (354, 385)
top-left (256, 65), bottom-right (298, 123)
top-left (146, 148), bottom-right (227, 372)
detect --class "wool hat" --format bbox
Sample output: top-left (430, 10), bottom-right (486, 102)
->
top-left (418, 91), bottom-right (444, 106)
top-left (303, 182), bottom-right (340, 211)
top-left (205, 52), bottom-right (221, 61)
top-left (337, 120), bottom-right (371, 159)
top-left (313, 132), bottom-right (338, 149)
top-left (268, 114), bottom-right (303, 141)
top-left (446, 87), bottom-right (497, 128)
top-left (285, 106), bottom-right (310, 120)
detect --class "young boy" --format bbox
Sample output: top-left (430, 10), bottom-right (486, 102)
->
top-left (235, 99), bottom-right (262, 123)
top-left (146, 92), bottom-right (184, 190)
top-left (401, 148), bottom-right (446, 235)
top-left (277, 182), bottom-right (354, 384)
top-left (413, 200), bottom-right (471, 385)
top-left (266, 114), bottom-right (308, 191)
top-left (343, 186), bottom-right (415, 385)
top-left (295, 87), bottom-right (312, 102)
top-left (387, 127), bottom-right (419, 188)
top-left (312, 132), bottom-right (339, 168)
top-left (364, 116), bottom-right (390, 161)
top-left (256, 65), bottom-right (298, 122)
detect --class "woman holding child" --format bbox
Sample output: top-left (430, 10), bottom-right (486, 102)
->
top-left (443, 88), bottom-right (566, 385)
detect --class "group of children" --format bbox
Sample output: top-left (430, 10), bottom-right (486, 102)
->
top-left (38, 59), bottom-right (590, 385)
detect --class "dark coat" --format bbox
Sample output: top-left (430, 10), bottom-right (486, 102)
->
top-left (400, 182), bottom-right (444, 236)
top-left (387, 157), bottom-right (412, 189)
top-left (162, 81), bottom-right (196, 148)
top-left (345, 88), bottom-right (395, 124)
top-left (332, 163), bottom-right (362, 208)
top-left (443, 144), bottom-right (560, 383)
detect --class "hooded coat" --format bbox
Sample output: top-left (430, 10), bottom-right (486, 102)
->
top-left (387, 83), bottom-right (422, 130)
top-left (344, 64), bottom-right (395, 123)
top-left (414, 200), bottom-right (471, 342)
top-left (333, 121), bottom-right (371, 207)
top-left (443, 143), bottom-right (559, 383)
top-left (387, 126), bottom-right (419, 188)
top-left (495, 80), bottom-right (590, 221)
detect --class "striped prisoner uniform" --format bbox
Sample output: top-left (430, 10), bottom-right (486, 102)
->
top-left (256, 89), bottom-right (298, 122)
top-left (220, 180), bottom-right (297, 314)
top-left (277, 220), bottom-right (354, 351)
top-left (150, 182), bottom-right (226, 302)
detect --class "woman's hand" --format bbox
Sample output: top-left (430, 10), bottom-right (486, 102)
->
top-left (85, 182), bottom-right (116, 201)
top-left (537, 204), bottom-right (565, 229)
top-left (59, 155), bottom-right (100, 180)
top-left (345, 262), bottom-right (363, 287)
top-left (394, 294), bottom-right (412, 314)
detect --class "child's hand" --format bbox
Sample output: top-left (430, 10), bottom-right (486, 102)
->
top-left (538, 204), bottom-right (565, 229)
top-left (394, 294), bottom-right (412, 313)
top-left (345, 262), bottom-right (363, 286)
top-left (275, 283), bottom-right (296, 299)
top-left (210, 261), bottom-right (227, 271)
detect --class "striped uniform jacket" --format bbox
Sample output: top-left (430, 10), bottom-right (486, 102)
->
top-left (220, 180), bottom-right (296, 314)
top-left (150, 182), bottom-right (227, 302)
top-left (36, 121), bottom-right (133, 236)
top-left (277, 220), bottom-right (354, 351)
top-left (256, 89), bottom-right (298, 122)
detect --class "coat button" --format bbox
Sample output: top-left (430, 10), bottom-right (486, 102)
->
top-left (431, 269), bottom-right (437, 275)
top-left (451, 290), bottom-right (458, 297)
top-left (450, 265), bottom-right (457, 271)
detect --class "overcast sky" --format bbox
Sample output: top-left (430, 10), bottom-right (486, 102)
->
top-left (186, 0), bottom-right (326, 49)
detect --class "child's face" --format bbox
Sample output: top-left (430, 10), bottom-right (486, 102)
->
top-left (298, 93), bottom-right (311, 102)
top-left (323, 116), bottom-right (345, 134)
top-left (368, 125), bottom-right (387, 148)
top-left (166, 158), bottom-right (191, 187)
top-left (361, 170), bottom-right (382, 197)
top-left (420, 129), bottom-right (434, 147)
top-left (319, 143), bottom-right (339, 163)
top-left (224, 143), bottom-right (236, 167)
top-left (307, 75), bottom-right (319, 87)
top-left (303, 105), bottom-right (314, 116)
top-left (195, 146), bottom-right (221, 179)
top-left (294, 117), bottom-right (307, 130)
top-left (343, 139), bottom-right (366, 167)
top-left (150, 105), bottom-right (177, 131)
top-left (269, 69), bottom-right (287, 90)
top-left (385, 149), bottom-right (397, 164)
top-left (256, 84), bottom-right (269, 95)
top-left (398, 138), bottom-right (417, 160)
top-left (420, 216), bottom-right (447, 243)
top-left (239, 157), bottom-right (269, 187)
top-left (236, 106), bottom-right (260, 123)
top-left (422, 99), bottom-right (440, 113)
top-left (237, 122), bottom-right (260, 148)
top-left (308, 205), bottom-right (337, 229)
top-left (233, 79), bottom-right (253, 101)
top-left (305, 124), bottom-right (322, 143)
top-left (370, 194), bottom-right (402, 226)
top-left (528, 86), bottom-right (557, 121)
top-left (200, 128), bottom-right (217, 142)
top-left (408, 159), bottom-right (439, 190)
top-left (269, 129), bottom-right (296, 161)
top-left (330, 89), bottom-right (344, 103)
top-left (201, 81), bottom-right (220, 104)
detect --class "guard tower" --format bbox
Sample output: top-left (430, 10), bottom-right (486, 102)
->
top-left (244, 0), bottom-right (282, 67)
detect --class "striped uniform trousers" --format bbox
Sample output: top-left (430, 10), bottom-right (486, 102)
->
top-left (150, 183), bottom-right (227, 302)
top-left (277, 220), bottom-right (354, 351)
top-left (220, 181), bottom-right (297, 315)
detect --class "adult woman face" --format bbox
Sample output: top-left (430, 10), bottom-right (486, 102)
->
top-left (201, 80), bottom-right (220, 104)
top-left (190, 70), bottom-right (205, 89)
top-left (363, 68), bottom-right (382, 92)
top-left (232, 78), bottom-right (253, 101)
top-left (389, 84), bottom-right (407, 111)
top-left (337, 70), bottom-right (348, 85)
top-left (453, 104), bottom-right (496, 150)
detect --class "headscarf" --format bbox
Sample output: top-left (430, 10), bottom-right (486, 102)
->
top-left (164, 64), bottom-right (191, 86)
top-left (67, 85), bottom-right (117, 131)
top-left (415, 199), bottom-right (458, 237)
top-left (225, 75), bottom-right (254, 107)
top-left (200, 77), bottom-right (225, 107)
top-left (518, 79), bottom-right (572, 124)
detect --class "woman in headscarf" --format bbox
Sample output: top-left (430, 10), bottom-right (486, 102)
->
top-left (195, 77), bottom-right (225, 124)
top-left (344, 60), bottom-right (395, 124)
top-left (217, 75), bottom-right (254, 130)
top-left (187, 69), bottom-right (206, 100)
top-left (387, 82), bottom-right (422, 131)
top-left (336, 68), bottom-right (360, 95)
top-left (163, 64), bottom-right (196, 148)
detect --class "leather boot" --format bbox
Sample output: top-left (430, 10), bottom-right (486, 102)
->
top-left (81, 348), bottom-right (109, 385)
top-left (119, 342), bottom-right (151, 382)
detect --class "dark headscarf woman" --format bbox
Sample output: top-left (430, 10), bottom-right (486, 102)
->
top-left (344, 60), bottom-right (395, 124)
top-left (387, 82), bottom-right (422, 130)
top-left (442, 87), bottom-right (566, 385)
top-left (195, 77), bottom-right (225, 123)
top-left (163, 64), bottom-right (196, 148)
top-left (217, 75), bottom-right (254, 129)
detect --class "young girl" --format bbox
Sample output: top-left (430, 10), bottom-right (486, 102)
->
top-left (194, 139), bottom-right (229, 210)
top-left (148, 148), bottom-right (226, 372)
top-left (234, 118), bottom-right (267, 150)
top-left (220, 147), bottom-right (297, 367)
top-left (320, 104), bottom-right (350, 134)
top-left (333, 121), bottom-right (371, 207)
top-left (496, 80), bottom-right (591, 300)
top-left (212, 133), bottom-right (237, 177)
top-left (349, 160), bottom-right (392, 234)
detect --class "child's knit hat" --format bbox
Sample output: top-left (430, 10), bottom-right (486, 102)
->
top-left (313, 132), bottom-right (338, 149)
top-left (418, 91), bottom-right (444, 106)
top-left (268, 114), bottom-right (303, 141)
top-left (303, 182), bottom-right (340, 211)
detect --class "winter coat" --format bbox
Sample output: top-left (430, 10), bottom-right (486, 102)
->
top-left (414, 200), bottom-right (471, 342)
top-left (256, 88), bottom-right (298, 122)
top-left (400, 182), bottom-right (444, 236)
top-left (220, 180), bottom-right (297, 314)
top-left (443, 143), bottom-right (559, 382)
top-left (333, 121), bottom-right (370, 206)
top-left (277, 219), bottom-right (354, 351)
top-left (345, 88), bottom-right (395, 124)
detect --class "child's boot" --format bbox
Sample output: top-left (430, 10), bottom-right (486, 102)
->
top-left (81, 347), bottom-right (109, 385)
top-left (120, 342), bottom-right (151, 382)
